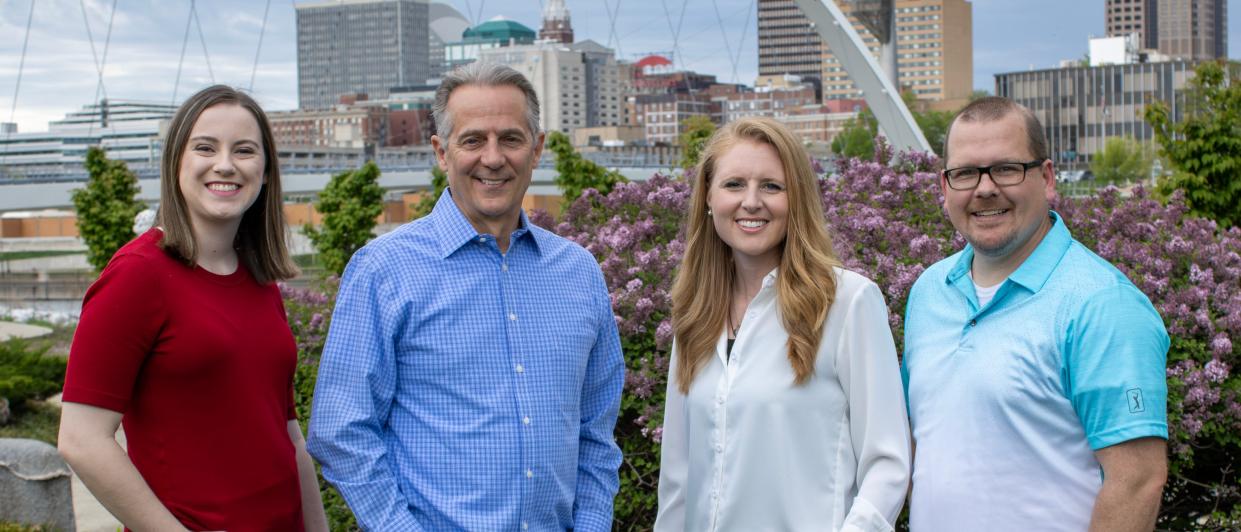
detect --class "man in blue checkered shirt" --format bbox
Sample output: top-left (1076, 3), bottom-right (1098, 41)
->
top-left (307, 62), bottom-right (625, 532)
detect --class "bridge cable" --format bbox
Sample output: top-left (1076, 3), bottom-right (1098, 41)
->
top-left (192, 0), bottom-right (215, 84)
top-left (730, 0), bottom-right (756, 84)
top-left (602, 0), bottom-right (623, 56)
top-left (660, 0), bottom-right (688, 69)
top-left (710, 0), bottom-right (740, 83)
top-left (83, 0), bottom-right (119, 138)
top-left (172, 1), bottom-right (195, 105)
top-left (3, 0), bottom-right (36, 166)
top-left (249, 0), bottom-right (272, 91)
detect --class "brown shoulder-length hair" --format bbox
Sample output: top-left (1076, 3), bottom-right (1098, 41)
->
top-left (156, 85), bottom-right (297, 284)
top-left (670, 116), bottom-right (841, 393)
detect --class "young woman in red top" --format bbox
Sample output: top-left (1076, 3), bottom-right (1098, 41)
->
top-left (58, 85), bottom-right (329, 532)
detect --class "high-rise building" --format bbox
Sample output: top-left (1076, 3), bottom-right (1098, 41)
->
top-left (478, 40), bottom-right (627, 134)
top-left (1157, 0), bottom-right (1226, 60)
top-left (1106, 0), bottom-right (1158, 49)
top-left (296, 0), bottom-right (430, 110)
top-left (756, 0), bottom-right (972, 107)
top-left (757, 0), bottom-right (826, 96)
top-left (539, 0), bottom-right (574, 44)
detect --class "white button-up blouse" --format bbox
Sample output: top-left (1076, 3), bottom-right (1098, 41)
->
top-left (655, 268), bottom-right (911, 532)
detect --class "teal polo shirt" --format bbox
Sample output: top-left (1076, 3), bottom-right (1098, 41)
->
top-left (901, 211), bottom-right (1168, 531)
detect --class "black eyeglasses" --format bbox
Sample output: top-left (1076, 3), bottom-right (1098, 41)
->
top-left (942, 160), bottom-right (1045, 190)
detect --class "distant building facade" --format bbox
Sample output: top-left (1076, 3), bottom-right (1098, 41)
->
top-left (757, 0), bottom-right (973, 107)
top-left (479, 40), bottom-right (627, 135)
top-left (1157, 0), bottom-right (1226, 60)
top-left (296, 0), bottom-right (430, 109)
top-left (995, 60), bottom-right (1196, 166)
top-left (1106, 0), bottom-right (1159, 49)
top-left (0, 100), bottom-right (175, 180)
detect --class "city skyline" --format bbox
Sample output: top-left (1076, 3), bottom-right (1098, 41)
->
top-left (1, 0), bottom-right (1238, 133)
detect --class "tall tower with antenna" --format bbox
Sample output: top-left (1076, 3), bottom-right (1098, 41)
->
top-left (539, 0), bottom-right (574, 44)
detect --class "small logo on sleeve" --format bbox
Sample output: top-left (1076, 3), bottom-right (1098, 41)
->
top-left (1127, 388), bottom-right (1145, 413)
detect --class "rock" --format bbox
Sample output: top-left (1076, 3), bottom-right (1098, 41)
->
top-left (0, 438), bottom-right (75, 531)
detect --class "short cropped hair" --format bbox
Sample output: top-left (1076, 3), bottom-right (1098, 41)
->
top-left (432, 62), bottom-right (541, 139)
top-left (943, 96), bottom-right (1048, 163)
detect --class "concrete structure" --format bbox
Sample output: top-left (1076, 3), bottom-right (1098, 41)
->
top-left (758, 0), bottom-right (973, 107)
top-left (995, 60), bottom-right (1196, 167)
top-left (0, 100), bottom-right (174, 182)
top-left (296, 0), bottom-right (431, 109)
top-left (1090, 34), bottom-right (1143, 66)
top-left (1157, 0), bottom-right (1227, 60)
top-left (443, 17), bottom-right (537, 72)
top-left (1106, 0), bottom-right (1158, 49)
top-left (538, 0), bottom-right (574, 44)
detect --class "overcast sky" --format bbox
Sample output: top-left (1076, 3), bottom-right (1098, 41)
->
top-left (1, 0), bottom-right (1237, 133)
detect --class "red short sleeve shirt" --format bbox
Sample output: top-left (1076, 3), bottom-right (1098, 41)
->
top-left (63, 229), bottom-right (303, 531)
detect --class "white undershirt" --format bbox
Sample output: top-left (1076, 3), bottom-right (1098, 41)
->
top-left (971, 273), bottom-right (1002, 308)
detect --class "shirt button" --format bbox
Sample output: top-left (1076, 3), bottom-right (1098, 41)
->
top-left (526, 469), bottom-right (533, 478)
top-left (714, 443), bottom-right (723, 452)
top-left (715, 396), bottom-right (724, 405)
top-left (509, 313), bottom-right (518, 321)
top-left (515, 364), bottom-right (524, 373)
top-left (522, 416), bottom-right (531, 425)
top-left (969, 319), bottom-right (977, 327)
top-left (478, 236), bottom-right (486, 243)
top-left (522, 522), bottom-right (529, 530)
top-left (502, 263), bottom-right (508, 272)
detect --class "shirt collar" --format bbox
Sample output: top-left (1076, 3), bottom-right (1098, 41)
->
top-left (945, 210), bottom-right (1071, 294)
top-left (430, 187), bottom-right (543, 258)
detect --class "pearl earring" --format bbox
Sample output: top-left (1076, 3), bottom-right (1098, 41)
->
top-left (706, 208), bottom-right (713, 216)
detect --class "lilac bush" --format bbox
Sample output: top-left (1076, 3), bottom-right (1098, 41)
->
top-left (533, 142), bottom-right (1239, 528)
top-left (282, 147), bottom-right (1239, 528)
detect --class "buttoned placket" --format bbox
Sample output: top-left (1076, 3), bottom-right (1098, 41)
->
top-left (706, 276), bottom-right (773, 531)
top-left (487, 234), bottom-right (536, 528)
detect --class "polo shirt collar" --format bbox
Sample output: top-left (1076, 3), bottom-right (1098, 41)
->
top-left (430, 188), bottom-right (543, 258)
top-left (945, 210), bottom-right (1070, 295)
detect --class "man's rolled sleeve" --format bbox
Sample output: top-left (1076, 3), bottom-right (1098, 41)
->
top-left (572, 274), bottom-right (625, 532)
top-left (1065, 283), bottom-right (1170, 450)
top-left (307, 248), bottom-right (423, 531)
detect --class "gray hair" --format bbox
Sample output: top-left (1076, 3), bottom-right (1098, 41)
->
top-left (432, 62), bottom-right (541, 140)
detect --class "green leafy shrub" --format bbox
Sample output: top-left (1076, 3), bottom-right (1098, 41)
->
top-left (282, 278), bottom-right (358, 531)
top-left (0, 339), bottom-right (67, 417)
top-left (71, 146), bottom-right (144, 272)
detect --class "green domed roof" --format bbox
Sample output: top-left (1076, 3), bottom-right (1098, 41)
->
top-left (462, 17), bottom-right (536, 43)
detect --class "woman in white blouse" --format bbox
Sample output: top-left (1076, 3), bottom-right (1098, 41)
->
top-left (655, 117), bottom-right (911, 532)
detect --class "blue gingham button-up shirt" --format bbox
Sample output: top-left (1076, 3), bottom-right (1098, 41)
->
top-left (308, 190), bottom-right (625, 532)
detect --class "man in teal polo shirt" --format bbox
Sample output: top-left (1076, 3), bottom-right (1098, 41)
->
top-left (903, 96), bottom-right (1169, 531)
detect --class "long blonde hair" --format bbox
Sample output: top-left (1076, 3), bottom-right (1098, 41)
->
top-left (670, 117), bottom-right (840, 393)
